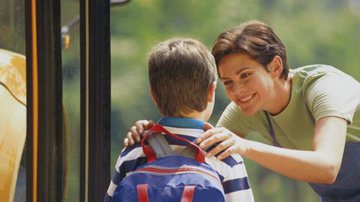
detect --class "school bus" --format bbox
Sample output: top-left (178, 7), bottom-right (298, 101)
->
top-left (0, 0), bottom-right (130, 201)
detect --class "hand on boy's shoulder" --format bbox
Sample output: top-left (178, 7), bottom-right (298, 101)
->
top-left (124, 119), bottom-right (155, 147)
top-left (203, 122), bottom-right (214, 131)
top-left (196, 122), bottom-right (214, 145)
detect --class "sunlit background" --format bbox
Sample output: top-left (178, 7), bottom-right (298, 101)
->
top-left (108, 1), bottom-right (360, 202)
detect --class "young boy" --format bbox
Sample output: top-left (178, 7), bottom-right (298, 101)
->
top-left (105, 38), bottom-right (254, 201)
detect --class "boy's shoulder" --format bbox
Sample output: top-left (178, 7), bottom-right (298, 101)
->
top-left (205, 154), bottom-right (244, 169)
top-left (120, 143), bottom-right (142, 158)
top-left (115, 144), bottom-right (146, 171)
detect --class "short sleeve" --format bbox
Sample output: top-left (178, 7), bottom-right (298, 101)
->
top-left (216, 102), bottom-right (253, 137)
top-left (305, 72), bottom-right (360, 124)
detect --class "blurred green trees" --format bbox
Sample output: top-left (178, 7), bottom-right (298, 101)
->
top-left (109, 1), bottom-right (360, 201)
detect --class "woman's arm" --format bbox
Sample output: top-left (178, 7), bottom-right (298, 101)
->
top-left (197, 116), bottom-right (347, 184)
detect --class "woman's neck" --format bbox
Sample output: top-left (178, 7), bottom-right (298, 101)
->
top-left (268, 74), bottom-right (293, 115)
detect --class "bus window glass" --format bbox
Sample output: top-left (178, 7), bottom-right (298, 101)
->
top-left (61, 0), bottom-right (81, 201)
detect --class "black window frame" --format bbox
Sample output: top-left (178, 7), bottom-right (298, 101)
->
top-left (25, 0), bottom-right (111, 200)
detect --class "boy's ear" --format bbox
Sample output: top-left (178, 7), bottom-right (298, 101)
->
top-left (150, 88), bottom-right (159, 106)
top-left (207, 82), bottom-right (217, 102)
top-left (269, 55), bottom-right (283, 78)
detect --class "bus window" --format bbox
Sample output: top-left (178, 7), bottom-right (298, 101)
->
top-left (0, 0), bottom-right (26, 201)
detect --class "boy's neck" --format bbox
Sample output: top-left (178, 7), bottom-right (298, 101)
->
top-left (174, 110), bottom-right (208, 122)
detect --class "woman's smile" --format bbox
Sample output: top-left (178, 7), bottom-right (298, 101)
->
top-left (239, 93), bottom-right (256, 103)
top-left (236, 93), bottom-right (258, 115)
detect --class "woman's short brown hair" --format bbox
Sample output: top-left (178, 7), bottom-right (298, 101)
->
top-left (212, 20), bottom-right (289, 79)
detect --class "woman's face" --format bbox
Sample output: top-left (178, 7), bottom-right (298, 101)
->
top-left (218, 53), bottom-right (275, 116)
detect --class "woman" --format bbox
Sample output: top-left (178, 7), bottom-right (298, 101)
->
top-left (126, 20), bottom-right (360, 201)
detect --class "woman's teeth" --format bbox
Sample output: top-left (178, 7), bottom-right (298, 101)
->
top-left (240, 94), bottom-right (255, 102)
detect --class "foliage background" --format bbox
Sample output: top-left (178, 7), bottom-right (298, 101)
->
top-left (109, 1), bottom-right (360, 201)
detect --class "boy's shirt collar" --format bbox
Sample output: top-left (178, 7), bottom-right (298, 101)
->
top-left (157, 117), bottom-right (205, 130)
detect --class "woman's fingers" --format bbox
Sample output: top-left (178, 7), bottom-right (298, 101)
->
top-left (125, 119), bottom-right (154, 147)
top-left (197, 127), bottom-right (246, 159)
top-left (134, 120), bottom-right (155, 135)
top-left (206, 137), bottom-right (235, 157)
top-left (123, 137), bottom-right (129, 147)
top-left (129, 125), bottom-right (141, 143)
top-left (125, 131), bottom-right (136, 146)
top-left (198, 127), bottom-right (231, 147)
top-left (129, 120), bottom-right (155, 145)
top-left (197, 127), bottom-right (224, 144)
top-left (216, 145), bottom-right (237, 160)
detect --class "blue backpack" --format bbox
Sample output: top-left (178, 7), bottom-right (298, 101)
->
top-left (112, 124), bottom-right (226, 202)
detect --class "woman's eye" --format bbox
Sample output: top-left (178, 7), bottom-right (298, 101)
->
top-left (240, 73), bottom-right (250, 79)
top-left (223, 80), bottom-right (232, 86)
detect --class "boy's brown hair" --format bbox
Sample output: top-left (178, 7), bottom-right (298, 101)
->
top-left (148, 38), bottom-right (217, 116)
top-left (212, 20), bottom-right (289, 79)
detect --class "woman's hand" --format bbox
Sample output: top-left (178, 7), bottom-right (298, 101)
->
top-left (197, 127), bottom-right (248, 160)
top-left (124, 120), bottom-right (155, 147)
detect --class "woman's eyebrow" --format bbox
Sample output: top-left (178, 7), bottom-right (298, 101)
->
top-left (220, 67), bottom-right (252, 80)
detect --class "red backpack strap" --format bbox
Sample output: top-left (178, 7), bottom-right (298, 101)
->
top-left (180, 185), bottom-right (196, 202)
top-left (141, 124), bottom-right (205, 163)
top-left (137, 184), bottom-right (150, 202)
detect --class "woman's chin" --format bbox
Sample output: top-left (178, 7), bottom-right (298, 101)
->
top-left (239, 106), bottom-right (257, 116)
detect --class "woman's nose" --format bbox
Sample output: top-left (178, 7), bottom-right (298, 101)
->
top-left (233, 82), bottom-right (245, 96)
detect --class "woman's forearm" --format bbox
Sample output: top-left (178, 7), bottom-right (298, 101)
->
top-left (244, 139), bottom-right (342, 184)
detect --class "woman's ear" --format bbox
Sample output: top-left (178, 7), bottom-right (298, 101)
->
top-left (207, 82), bottom-right (217, 102)
top-left (269, 55), bottom-right (283, 78)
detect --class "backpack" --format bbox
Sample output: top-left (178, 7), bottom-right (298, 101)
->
top-left (112, 124), bottom-right (226, 202)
